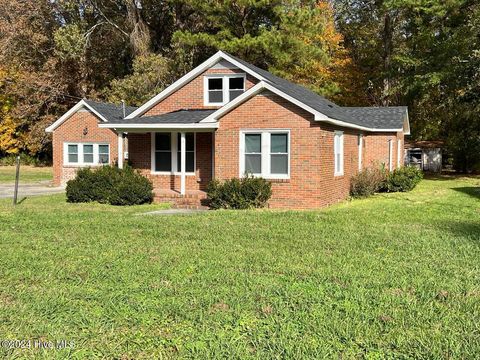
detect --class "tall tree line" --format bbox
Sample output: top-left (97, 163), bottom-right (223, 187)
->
top-left (334, 0), bottom-right (480, 171)
top-left (0, 0), bottom-right (478, 171)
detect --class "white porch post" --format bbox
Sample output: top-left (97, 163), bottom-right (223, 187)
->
top-left (180, 132), bottom-right (186, 195)
top-left (117, 132), bottom-right (123, 169)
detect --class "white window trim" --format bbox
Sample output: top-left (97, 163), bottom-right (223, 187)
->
top-left (388, 139), bottom-right (394, 171)
top-left (203, 73), bottom-right (246, 106)
top-left (397, 139), bottom-right (402, 168)
top-left (150, 132), bottom-right (196, 176)
top-left (358, 134), bottom-right (363, 171)
top-left (63, 142), bottom-right (110, 167)
top-left (239, 129), bottom-right (290, 180)
top-left (334, 131), bottom-right (344, 176)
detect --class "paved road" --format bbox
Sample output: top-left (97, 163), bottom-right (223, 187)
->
top-left (0, 181), bottom-right (65, 199)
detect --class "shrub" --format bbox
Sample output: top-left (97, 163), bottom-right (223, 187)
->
top-left (0, 153), bottom-right (51, 167)
top-left (66, 165), bottom-right (153, 205)
top-left (350, 167), bottom-right (387, 198)
top-left (207, 176), bottom-right (272, 209)
top-left (385, 166), bottom-right (423, 192)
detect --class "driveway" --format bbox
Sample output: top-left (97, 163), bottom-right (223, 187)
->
top-left (0, 181), bottom-right (65, 199)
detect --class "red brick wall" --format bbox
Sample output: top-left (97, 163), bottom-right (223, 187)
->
top-left (143, 67), bottom-right (258, 116)
top-left (364, 131), bottom-right (404, 170)
top-left (52, 111), bottom-right (118, 186)
top-left (214, 91), bottom-right (403, 209)
top-left (128, 132), bottom-right (213, 192)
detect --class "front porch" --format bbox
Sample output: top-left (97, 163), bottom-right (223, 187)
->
top-left (115, 128), bottom-right (215, 207)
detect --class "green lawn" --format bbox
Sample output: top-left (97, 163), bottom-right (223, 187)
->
top-left (0, 166), bottom-right (53, 184)
top-left (0, 176), bottom-right (479, 359)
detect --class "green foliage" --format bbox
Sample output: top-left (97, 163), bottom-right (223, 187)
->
top-left (105, 54), bottom-right (175, 106)
top-left (334, 0), bottom-right (480, 171)
top-left (54, 24), bottom-right (85, 61)
top-left (172, 0), bottom-right (357, 99)
top-left (66, 165), bottom-right (153, 205)
top-left (350, 167), bottom-right (387, 198)
top-left (0, 153), bottom-right (51, 167)
top-left (385, 166), bottom-right (423, 192)
top-left (207, 176), bottom-right (272, 209)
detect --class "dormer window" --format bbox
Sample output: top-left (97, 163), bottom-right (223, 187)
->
top-left (204, 74), bottom-right (245, 106)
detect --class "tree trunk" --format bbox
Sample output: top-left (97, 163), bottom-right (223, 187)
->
top-left (382, 11), bottom-right (393, 106)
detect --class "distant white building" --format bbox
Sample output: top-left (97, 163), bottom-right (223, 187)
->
top-left (405, 140), bottom-right (444, 172)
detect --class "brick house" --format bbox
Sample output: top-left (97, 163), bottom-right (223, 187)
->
top-left (46, 51), bottom-right (410, 209)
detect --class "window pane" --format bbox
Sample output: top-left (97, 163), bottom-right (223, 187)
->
top-left (99, 154), bottom-right (109, 164)
top-left (155, 133), bottom-right (171, 151)
top-left (155, 151), bottom-right (171, 171)
top-left (177, 133), bottom-right (194, 151)
top-left (177, 151), bottom-right (195, 172)
top-left (208, 78), bottom-right (223, 90)
top-left (245, 134), bottom-right (261, 153)
top-left (229, 90), bottom-right (243, 101)
top-left (84, 154), bottom-right (94, 163)
top-left (271, 134), bottom-right (288, 153)
top-left (229, 77), bottom-right (244, 90)
top-left (209, 90), bottom-right (223, 103)
top-left (83, 144), bottom-right (93, 154)
top-left (271, 154), bottom-right (288, 174)
top-left (68, 154), bottom-right (78, 163)
top-left (99, 145), bottom-right (109, 154)
top-left (68, 144), bottom-right (78, 154)
top-left (245, 154), bottom-right (261, 174)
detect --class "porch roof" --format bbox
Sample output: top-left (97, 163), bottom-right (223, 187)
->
top-left (98, 109), bottom-right (218, 129)
top-left (104, 109), bottom-right (215, 125)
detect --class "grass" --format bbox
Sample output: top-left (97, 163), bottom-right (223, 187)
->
top-left (0, 176), bottom-right (479, 359)
top-left (0, 166), bottom-right (53, 184)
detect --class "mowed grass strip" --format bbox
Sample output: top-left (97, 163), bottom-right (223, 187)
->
top-left (0, 176), bottom-right (479, 359)
top-left (0, 166), bottom-right (53, 184)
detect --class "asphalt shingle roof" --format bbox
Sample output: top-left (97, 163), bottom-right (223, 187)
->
top-left (342, 107), bottom-right (408, 129)
top-left (106, 109), bottom-right (216, 124)
top-left (84, 100), bottom-right (137, 122)
top-left (227, 53), bottom-right (407, 130)
top-left (82, 54), bottom-right (407, 130)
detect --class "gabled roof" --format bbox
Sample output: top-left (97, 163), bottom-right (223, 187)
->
top-left (47, 51), bottom-right (410, 133)
top-left (84, 100), bottom-right (137, 122)
top-left (45, 99), bottom-right (137, 132)
top-left (124, 50), bottom-right (409, 132)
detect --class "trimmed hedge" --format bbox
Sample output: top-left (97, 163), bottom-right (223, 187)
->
top-left (385, 165), bottom-right (423, 192)
top-left (66, 165), bottom-right (153, 205)
top-left (207, 176), bottom-right (272, 209)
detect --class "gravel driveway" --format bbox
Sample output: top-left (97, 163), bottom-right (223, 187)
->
top-left (0, 181), bottom-right (65, 199)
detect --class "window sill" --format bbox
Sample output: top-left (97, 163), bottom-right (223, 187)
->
top-left (267, 178), bottom-right (290, 183)
top-left (63, 164), bottom-right (107, 168)
top-left (151, 171), bottom-right (196, 176)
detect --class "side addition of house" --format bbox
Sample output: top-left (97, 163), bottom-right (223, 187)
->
top-left (46, 51), bottom-right (410, 209)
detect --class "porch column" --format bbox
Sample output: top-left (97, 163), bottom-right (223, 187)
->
top-left (180, 132), bottom-right (186, 195)
top-left (117, 132), bottom-right (123, 169)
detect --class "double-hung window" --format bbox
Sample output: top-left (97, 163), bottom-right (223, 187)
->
top-left (64, 143), bottom-right (110, 166)
top-left (153, 132), bottom-right (195, 174)
top-left (204, 74), bottom-right (245, 106)
top-left (334, 131), bottom-right (344, 176)
top-left (241, 130), bottom-right (290, 179)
